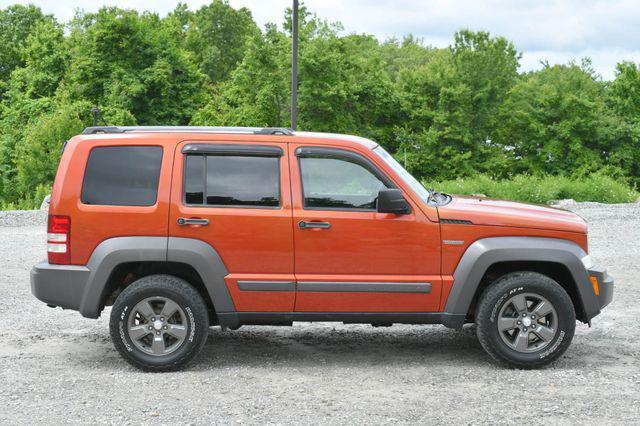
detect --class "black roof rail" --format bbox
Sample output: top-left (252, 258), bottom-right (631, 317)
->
top-left (254, 127), bottom-right (294, 136)
top-left (81, 126), bottom-right (295, 136)
top-left (82, 126), bottom-right (126, 134)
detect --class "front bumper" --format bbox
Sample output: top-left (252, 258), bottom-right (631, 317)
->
top-left (30, 261), bottom-right (90, 311)
top-left (588, 265), bottom-right (614, 311)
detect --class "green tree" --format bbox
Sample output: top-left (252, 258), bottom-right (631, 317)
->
top-left (0, 4), bottom-right (52, 84)
top-left (396, 30), bottom-right (520, 179)
top-left (5, 19), bottom-right (68, 99)
top-left (64, 7), bottom-right (206, 124)
top-left (184, 0), bottom-right (259, 83)
top-left (496, 62), bottom-right (609, 176)
top-left (13, 102), bottom-right (88, 203)
top-left (603, 62), bottom-right (640, 182)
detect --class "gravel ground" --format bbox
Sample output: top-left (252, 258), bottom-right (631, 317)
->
top-left (1, 203), bottom-right (639, 425)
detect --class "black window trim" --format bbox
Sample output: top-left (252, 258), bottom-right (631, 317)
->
top-left (80, 144), bottom-right (164, 207)
top-left (182, 143), bottom-right (283, 157)
top-left (182, 145), bottom-right (283, 210)
top-left (295, 146), bottom-right (404, 213)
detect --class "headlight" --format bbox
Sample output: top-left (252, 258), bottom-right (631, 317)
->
top-left (581, 254), bottom-right (595, 270)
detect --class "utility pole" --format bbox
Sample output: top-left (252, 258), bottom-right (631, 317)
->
top-left (291, 0), bottom-right (299, 130)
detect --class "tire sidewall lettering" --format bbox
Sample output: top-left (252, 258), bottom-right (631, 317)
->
top-left (490, 286), bottom-right (523, 324)
top-left (539, 330), bottom-right (565, 359)
top-left (118, 305), bottom-right (133, 352)
top-left (186, 306), bottom-right (196, 343)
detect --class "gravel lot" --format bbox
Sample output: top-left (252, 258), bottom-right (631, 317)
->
top-left (1, 203), bottom-right (639, 425)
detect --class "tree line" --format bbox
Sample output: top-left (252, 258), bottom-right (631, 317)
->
top-left (1, 1), bottom-right (639, 208)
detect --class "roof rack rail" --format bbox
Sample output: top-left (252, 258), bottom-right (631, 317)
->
top-left (254, 127), bottom-right (294, 135)
top-left (82, 126), bottom-right (295, 136)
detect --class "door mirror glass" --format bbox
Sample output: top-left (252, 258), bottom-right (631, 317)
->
top-left (377, 188), bottom-right (410, 214)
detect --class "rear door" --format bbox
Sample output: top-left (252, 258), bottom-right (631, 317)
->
top-left (169, 140), bottom-right (295, 312)
top-left (289, 144), bottom-right (442, 313)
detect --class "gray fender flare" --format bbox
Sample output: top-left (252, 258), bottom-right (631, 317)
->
top-left (441, 236), bottom-right (597, 329)
top-left (78, 236), bottom-right (234, 318)
top-left (167, 237), bottom-right (235, 313)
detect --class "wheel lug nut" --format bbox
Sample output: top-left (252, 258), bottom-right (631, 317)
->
top-left (160, 317), bottom-right (164, 321)
top-left (523, 327), bottom-right (528, 332)
top-left (522, 313), bottom-right (527, 317)
top-left (163, 326), bottom-right (168, 330)
top-left (151, 317), bottom-right (155, 321)
top-left (156, 331), bottom-right (160, 336)
top-left (148, 326), bottom-right (152, 330)
top-left (531, 315), bottom-right (535, 319)
top-left (531, 325), bottom-right (536, 329)
top-left (517, 321), bottom-right (522, 325)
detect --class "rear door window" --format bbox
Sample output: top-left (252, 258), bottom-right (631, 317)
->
top-left (184, 154), bottom-right (280, 208)
top-left (81, 146), bottom-right (163, 206)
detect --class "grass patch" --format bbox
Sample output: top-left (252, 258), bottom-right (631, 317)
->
top-left (424, 173), bottom-right (639, 204)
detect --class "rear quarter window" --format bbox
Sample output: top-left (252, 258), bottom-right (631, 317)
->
top-left (81, 146), bottom-right (163, 206)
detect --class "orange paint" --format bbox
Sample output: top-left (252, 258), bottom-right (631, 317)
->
top-left (50, 131), bottom-right (591, 315)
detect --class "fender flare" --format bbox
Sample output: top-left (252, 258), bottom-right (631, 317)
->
top-left (441, 236), bottom-right (598, 329)
top-left (78, 236), bottom-right (235, 318)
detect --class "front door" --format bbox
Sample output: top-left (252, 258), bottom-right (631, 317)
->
top-left (169, 140), bottom-right (295, 312)
top-left (289, 144), bottom-right (442, 313)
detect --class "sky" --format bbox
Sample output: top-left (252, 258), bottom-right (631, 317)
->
top-left (2, 0), bottom-right (639, 80)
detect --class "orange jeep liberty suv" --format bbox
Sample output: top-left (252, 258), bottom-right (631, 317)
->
top-left (31, 126), bottom-right (614, 371)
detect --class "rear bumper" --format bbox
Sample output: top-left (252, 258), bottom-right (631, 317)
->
top-left (588, 265), bottom-right (614, 312)
top-left (30, 261), bottom-right (90, 311)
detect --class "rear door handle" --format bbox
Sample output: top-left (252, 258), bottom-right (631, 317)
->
top-left (177, 217), bottom-right (209, 226)
top-left (299, 220), bottom-right (331, 230)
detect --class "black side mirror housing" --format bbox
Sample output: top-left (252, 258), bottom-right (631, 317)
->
top-left (377, 188), bottom-right (410, 214)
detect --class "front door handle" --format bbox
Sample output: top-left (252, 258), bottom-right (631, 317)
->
top-left (177, 217), bottom-right (209, 226)
top-left (299, 220), bottom-right (331, 230)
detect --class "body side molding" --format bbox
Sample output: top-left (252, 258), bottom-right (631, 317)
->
top-left (297, 281), bottom-right (431, 293)
top-left (441, 236), bottom-right (598, 329)
top-left (237, 281), bottom-right (295, 291)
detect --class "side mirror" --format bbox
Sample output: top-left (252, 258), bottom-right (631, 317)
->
top-left (377, 188), bottom-right (410, 214)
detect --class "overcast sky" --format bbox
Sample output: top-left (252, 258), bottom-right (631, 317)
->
top-left (2, 0), bottom-right (639, 80)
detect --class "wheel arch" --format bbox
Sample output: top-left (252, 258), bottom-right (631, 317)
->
top-left (442, 236), bottom-right (598, 329)
top-left (79, 236), bottom-right (235, 319)
top-left (99, 261), bottom-right (217, 323)
top-left (469, 261), bottom-right (585, 323)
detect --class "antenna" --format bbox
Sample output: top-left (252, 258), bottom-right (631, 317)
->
top-left (91, 107), bottom-right (101, 127)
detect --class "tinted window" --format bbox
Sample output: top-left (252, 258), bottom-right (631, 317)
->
top-left (81, 146), bottom-right (163, 206)
top-left (300, 156), bottom-right (387, 210)
top-left (184, 155), bottom-right (280, 207)
top-left (184, 155), bottom-right (204, 204)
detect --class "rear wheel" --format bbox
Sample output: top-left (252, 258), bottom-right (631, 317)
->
top-left (109, 274), bottom-right (209, 372)
top-left (475, 272), bottom-right (575, 368)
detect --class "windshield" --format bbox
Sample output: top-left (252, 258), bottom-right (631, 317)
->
top-left (373, 146), bottom-right (434, 205)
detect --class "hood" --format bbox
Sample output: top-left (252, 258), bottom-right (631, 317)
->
top-left (437, 195), bottom-right (587, 233)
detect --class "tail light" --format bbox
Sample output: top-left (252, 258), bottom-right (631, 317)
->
top-left (47, 215), bottom-right (70, 264)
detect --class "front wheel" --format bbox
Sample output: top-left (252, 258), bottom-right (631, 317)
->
top-left (475, 272), bottom-right (576, 369)
top-left (109, 274), bottom-right (209, 372)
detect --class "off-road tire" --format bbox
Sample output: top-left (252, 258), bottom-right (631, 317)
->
top-left (475, 272), bottom-right (576, 369)
top-left (109, 274), bottom-right (209, 372)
